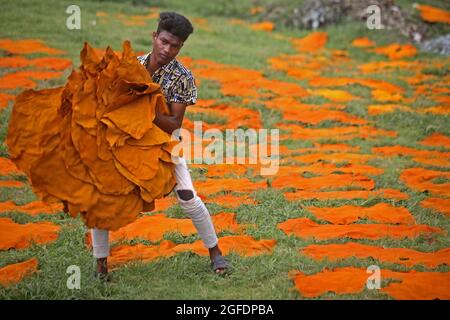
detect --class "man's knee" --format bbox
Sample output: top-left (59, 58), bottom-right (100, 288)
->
top-left (176, 189), bottom-right (194, 201)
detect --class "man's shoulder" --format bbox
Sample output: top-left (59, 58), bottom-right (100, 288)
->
top-left (172, 59), bottom-right (195, 80)
top-left (137, 53), bottom-right (148, 65)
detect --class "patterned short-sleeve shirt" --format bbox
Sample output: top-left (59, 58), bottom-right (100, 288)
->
top-left (137, 52), bottom-right (197, 106)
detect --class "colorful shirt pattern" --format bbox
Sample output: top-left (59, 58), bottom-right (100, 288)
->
top-left (137, 52), bottom-right (197, 106)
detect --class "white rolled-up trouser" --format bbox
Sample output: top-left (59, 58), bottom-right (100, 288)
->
top-left (91, 156), bottom-right (219, 258)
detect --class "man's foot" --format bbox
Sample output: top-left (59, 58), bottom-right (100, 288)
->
top-left (94, 257), bottom-right (110, 281)
top-left (209, 245), bottom-right (229, 275)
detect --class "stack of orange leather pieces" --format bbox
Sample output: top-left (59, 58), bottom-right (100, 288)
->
top-left (6, 41), bottom-right (179, 231)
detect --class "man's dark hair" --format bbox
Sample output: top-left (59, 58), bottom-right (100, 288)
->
top-left (157, 12), bottom-right (194, 42)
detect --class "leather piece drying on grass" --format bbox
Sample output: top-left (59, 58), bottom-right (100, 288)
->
top-left (413, 84), bottom-right (450, 96)
top-left (375, 144), bottom-right (450, 157)
top-left (400, 168), bottom-right (450, 197)
top-left (284, 189), bottom-right (408, 201)
top-left (250, 6), bottom-right (264, 15)
top-left (195, 99), bottom-right (217, 107)
top-left (382, 270), bottom-right (450, 300)
top-left (368, 104), bottom-right (413, 116)
top-left (309, 88), bottom-right (359, 102)
top-left (221, 77), bottom-right (308, 99)
top-left (181, 118), bottom-right (224, 135)
top-left (268, 52), bottom-right (350, 81)
top-left (301, 242), bottom-right (450, 269)
top-left (172, 235), bottom-right (277, 257)
top-left (0, 258), bottom-right (38, 287)
top-left (109, 241), bottom-right (176, 268)
top-left (0, 70), bottom-right (63, 90)
top-left (289, 267), bottom-right (450, 299)
top-left (373, 146), bottom-right (450, 167)
top-left (108, 212), bottom-right (246, 243)
top-left (279, 68), bottom-right (320, 81)
top-left (205, 194), bottom-right (257, 208)
top-left (351, 37), bottom-right (375, 47)
top-left (0, 157), bottom-right (22, 176)
top-left (414, 4), bottom-right (450, 24)
top-left (276, 163), bottom-right (384, 177)
top-left (0, 56), bottom-right (72, 70)
top-left (186, 104), bottom-right (263, 129)
top-left (290, 152), bottom-right (376, 165)
top-left (282, 108), bottom-right (366, 125)
top-left (406, 155), bottom-right (450, 168)
top-left (263, 96), bottom-right (346, 112)
top-left (211, 104), bottom-right (262, 128)
top-left (194, 178), bottom-right (267, 195)
top-left (278, 123), bottom-right (397, 141)
top-left (306, 202), bottom-right (415, 225)
top-left (0, 217), bottom-right (60, 250)
top-left (359, 60), bottom-right (420, 73)
top-left (272, 173), bottom-right (375, 191)
top-left (114, 11), bottom-right (159, 27)
top-left (250, 22), bottom-right (274, 32)
top-left (0, 92), bottom-right (15, 109)
top-left (153, 197), bottom-right (177, 212)
top-left (269, 145), bottom-right (293, 157)
top-left (191, 18), bottom-right (212, 32)
top-left (277, 217), bottom-right (443, 240)
top-left (420, 132), bottom-right (450, 149)
top-left (432, 95), bottom-right (450, 105)
top-left (0, 39), bottom-right (66, 55)
top-left (372, 44), bottom-right (417, 60)
top-left (0, 180), bottom-right (25, 188)
top-left (98, 10), bottom-right (159, 27)
top-left (291, 32), bottom-right (327, 52)
top-left (0, 200), bottom-right (62, 215)
top-left (308, 76), bottom-right (404, 93)
top-left (295, 143), bottom-right (361, 154)
top-left (420, 197), bottom-right (450, 217)
top-left (200, 164), bottom-right (256, 178)
top-left (0, 73), bottom-right (35, 90)
top-left (401, 73), bottom-right (436, 85)
top-left (371, 89), bottom-right (404, 102)
top-left (191, 59), bottom-right (308, 99)
top-left (289, 267), bottom-right (372, 298)
top-left (174, 139), bottom-right (279, 162)
top-left (422, 105), bottom-right (450, 115)
top-left (6, 41), bottom-right (179, 231)
top-left (109, 235), bottom-right (277, 268)
top-left (193, 59), bottom-right (262, 84)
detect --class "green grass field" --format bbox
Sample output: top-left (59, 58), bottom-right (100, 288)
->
top-left (0, 0), bottom-right (449, 299)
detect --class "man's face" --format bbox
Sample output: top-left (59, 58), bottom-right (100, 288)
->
top-left (152, 30), bottom-right (184, 66)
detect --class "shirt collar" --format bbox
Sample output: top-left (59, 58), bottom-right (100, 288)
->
top-left (145, 51), bottom-right (176, 75)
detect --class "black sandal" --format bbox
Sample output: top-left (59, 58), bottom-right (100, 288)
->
top-left (211, 255), bottom-right (230, 275)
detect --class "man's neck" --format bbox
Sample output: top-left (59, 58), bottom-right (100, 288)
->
top-left (147, 53), bottom-right (166, 75)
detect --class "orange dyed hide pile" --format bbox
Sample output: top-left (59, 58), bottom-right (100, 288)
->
top-left (6, 41), bottom-right (179, 230)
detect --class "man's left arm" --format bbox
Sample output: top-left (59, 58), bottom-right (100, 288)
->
top-left (153, 70), bottom-right (197, 134)
top-left (153, 102), bottom-right (187, 134)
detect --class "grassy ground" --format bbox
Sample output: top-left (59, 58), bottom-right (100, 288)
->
top-left (0, 0), bottom-right (449, 299)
